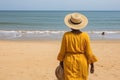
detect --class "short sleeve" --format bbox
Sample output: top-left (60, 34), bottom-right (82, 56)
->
top-left (57, 33), bottom-right (66, 61)
top-left (84, 33), bottom-right (98, 64)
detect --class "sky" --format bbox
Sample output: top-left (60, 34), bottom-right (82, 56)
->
top-left (0, 0), bottom-right (120, 11)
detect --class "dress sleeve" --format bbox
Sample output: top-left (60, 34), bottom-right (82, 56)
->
top-left (57, 33), bottom-right (66, 61)
top-left (84, 33), bottom-right (98, 64)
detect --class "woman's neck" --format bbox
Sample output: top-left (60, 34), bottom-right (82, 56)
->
top-left (71, 29), bottom-right (82, 34)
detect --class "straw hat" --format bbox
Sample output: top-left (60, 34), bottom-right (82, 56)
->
top-left (64, 12), bottom-right (88, 30)
top-left (55, 65), bottom-right (64, 80)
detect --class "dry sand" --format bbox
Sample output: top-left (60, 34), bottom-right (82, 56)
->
top-left (0, 40), bottom-right (120, 80)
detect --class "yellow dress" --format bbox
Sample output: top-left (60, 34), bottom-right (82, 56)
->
top-left (57, 32), bottom-right (97, 80)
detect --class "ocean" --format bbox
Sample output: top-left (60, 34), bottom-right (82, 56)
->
top-left (0, 11), bottom-right (120, 40)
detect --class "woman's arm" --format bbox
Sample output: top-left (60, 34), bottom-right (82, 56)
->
top-left (57, 33), bottom-right (66, 61)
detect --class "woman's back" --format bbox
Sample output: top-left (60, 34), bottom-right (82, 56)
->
top-left (63, 31), bottom-right (88, 54)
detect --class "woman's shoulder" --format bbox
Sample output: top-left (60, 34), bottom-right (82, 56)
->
top-left (63, 31), bottom-right (90, 37)
top-left (82, 32), bottom-right (89, 36)
top-left (80, 32), bottom-right (90, 40)
top-left (64, 31), bottom-right (89, 36)
top-left (82, 32), bottom-right (91, 41)
top-left (63, 31), bottom-right (72, 35)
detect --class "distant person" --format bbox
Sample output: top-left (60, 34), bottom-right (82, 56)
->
top-left (101, 32), bottom-right (105, 35)
top-left (57, 13), bottom-right (98, 80)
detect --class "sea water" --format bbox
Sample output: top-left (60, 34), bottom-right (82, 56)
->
top-left (0, 11), bottom-right (120, 40)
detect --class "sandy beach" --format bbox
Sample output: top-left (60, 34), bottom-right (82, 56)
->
top-left (0, 40), bottom-right (120, 80)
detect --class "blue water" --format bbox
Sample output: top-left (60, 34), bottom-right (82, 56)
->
top-left (0, 11), bottom-right (120, 40)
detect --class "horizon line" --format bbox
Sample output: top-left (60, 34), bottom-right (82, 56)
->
top-left (0, 10), bottom-right (120, 12)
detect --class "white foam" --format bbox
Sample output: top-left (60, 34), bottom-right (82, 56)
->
top-left (87, 31), bottom-right (120, 34)
top-left (0, 30), bottom-right (119, 40)
top-left (0, 30), bottom-right (22, 39)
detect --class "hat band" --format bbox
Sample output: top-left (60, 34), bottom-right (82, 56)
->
top-left (70, 19), bottom-right (82, 25)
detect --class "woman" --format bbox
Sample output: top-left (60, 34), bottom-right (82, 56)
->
top-left (57, 13), bottom-right (98, 80)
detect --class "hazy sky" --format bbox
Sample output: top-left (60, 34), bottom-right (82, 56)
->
top-left (0, 0), bottom-right (120, 10)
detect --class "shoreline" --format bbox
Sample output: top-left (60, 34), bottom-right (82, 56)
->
top-left (0, 30), bottom-right (120, 40)
top-left (0, 39), bottom-right (120, 42)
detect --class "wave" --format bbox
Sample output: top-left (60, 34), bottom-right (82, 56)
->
top-left (0, 30), bottom-right (120, 40)
top-left (0, 30), bottom-right (65, 40)
top-left (87, 31), bottom-right (120, 34)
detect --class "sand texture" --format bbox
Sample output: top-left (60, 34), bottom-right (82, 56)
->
top-left (0, 40), bottom-right (120, 80)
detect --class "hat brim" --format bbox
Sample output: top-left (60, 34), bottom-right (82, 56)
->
top-left (64, 13), bottom-right (88, 30)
